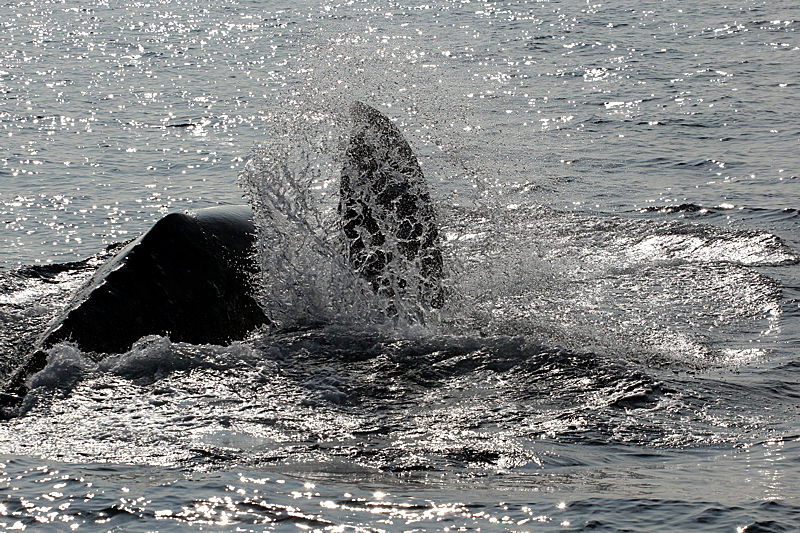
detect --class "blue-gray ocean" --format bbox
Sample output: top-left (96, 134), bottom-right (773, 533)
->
top-left (1, 0), bottom-right (799, 531)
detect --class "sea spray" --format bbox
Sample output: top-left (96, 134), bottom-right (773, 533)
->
top-left (242, 129), bottom-right (376, 328)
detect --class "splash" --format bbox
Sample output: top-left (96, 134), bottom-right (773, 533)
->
top-left (242, 97), bottom-right (454, 328)
top-left (238, 32), bottom-right (477, 329)
top-left (236, 30), bottom-right (794, 368)
top-left (240, 105), bottom-right (372, 329)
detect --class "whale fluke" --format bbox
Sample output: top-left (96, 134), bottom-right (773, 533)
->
top-left (339, 101), bottom-right (444, 311)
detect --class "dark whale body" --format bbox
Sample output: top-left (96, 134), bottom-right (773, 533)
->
top-left (43, 205), bottom-right (268, 354)
top-left (1, 101), bottom-right (443, 414)
top-left (0, 206), bottom-right (268, 410)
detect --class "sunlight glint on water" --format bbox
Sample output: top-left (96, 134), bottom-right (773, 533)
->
top-left (1, 0), bottom-right (799, 531)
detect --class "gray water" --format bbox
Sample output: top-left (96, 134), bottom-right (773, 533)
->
top-left (1, 0), bottom-right (800, 531)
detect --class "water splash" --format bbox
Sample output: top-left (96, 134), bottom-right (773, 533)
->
top-left (235, 25), bottom-right (798, 368)
top-left (241, 107), bottom-right (374, 329)
top-left (241, 100), bottom-right (449, 329)
top-left (239, 31), bottom-right (472, 329)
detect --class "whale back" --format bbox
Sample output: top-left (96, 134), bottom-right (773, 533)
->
top-left (41, 205), bottom-right (267, 354)
top-left (0, 206), bottom-right (268, 412)
top-left (339, 101), bottom-right (444, 312)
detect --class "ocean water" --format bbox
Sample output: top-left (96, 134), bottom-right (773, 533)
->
top-left (1, 0), bottom-right (799, 531)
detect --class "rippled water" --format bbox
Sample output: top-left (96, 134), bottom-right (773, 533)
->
top-left (2, 0), bottom-right (800, 531)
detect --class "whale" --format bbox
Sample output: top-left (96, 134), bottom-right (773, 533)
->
top-left (0, 205), bottom-right (269, 411)
top-left (0, 101), bottom-right (444, 414)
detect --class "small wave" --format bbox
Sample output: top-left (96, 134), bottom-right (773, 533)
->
top-left (27, 343), bottom-right (96, 391)
top-left (20, 343), bottom-right (97, 415)
top-left (102, 336), bottom-right (271, 384)
top-left (623, 228), bottom-right (798, 267)
top-left (300, 366), bottom-right (351, 406)
top-left (636, 203), bottom-right (712, 215)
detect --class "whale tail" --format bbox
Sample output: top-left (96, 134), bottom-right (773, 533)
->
top-left (339, 101), bottom-right (444, 313)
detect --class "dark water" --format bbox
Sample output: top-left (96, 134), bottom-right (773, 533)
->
top-left (1, 0), bottom-right (800, 531)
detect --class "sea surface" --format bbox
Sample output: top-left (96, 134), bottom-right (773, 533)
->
top-left (1, 0), bottom-right (799, 531)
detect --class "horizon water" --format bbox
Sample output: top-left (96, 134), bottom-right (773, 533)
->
top-left (1, 0), bottom-right (800, 531)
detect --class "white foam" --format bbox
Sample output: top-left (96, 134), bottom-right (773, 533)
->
top-left (27, 343), bottom-right (97, 391)
top-left (99, 336), bottom-right (260, 380)
top-left (20, 343), bottom-right (98, 415)
top-left (301, 366), bottom-right (350, 405)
